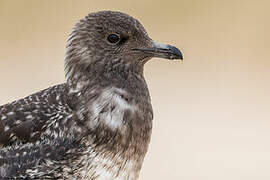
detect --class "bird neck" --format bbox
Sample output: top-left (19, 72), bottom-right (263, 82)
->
top-left (66, 58), bottom-right (147, 93)
top-left (66, 61), bottom-right (153, 158)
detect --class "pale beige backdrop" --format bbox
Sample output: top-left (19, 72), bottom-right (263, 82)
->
top-left (1, 0), bottom-right (270, 180)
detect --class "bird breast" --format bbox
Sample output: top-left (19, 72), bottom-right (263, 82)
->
top-left (86, 87), bottom-right (137, 132)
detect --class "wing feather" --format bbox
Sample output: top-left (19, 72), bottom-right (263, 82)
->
top-left (0, 84), bottom-right (73, 146)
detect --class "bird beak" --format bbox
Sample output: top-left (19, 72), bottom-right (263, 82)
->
top-left (132, 41), bottom-right (183, 60)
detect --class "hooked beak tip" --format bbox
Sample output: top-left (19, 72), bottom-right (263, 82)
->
top-left (152, 41), bottom-right (183, 60)
top-left (166, 44), bottom-right (183, 60)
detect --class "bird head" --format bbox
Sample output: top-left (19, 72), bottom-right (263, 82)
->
top-left (65, 11), bottom-right (183, 81)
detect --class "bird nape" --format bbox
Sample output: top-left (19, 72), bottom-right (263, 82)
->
top-left (0, 11), bottom-right (183, 180)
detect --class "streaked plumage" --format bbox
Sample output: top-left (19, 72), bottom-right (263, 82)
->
top-left (0, 11), bottom-right (183, 179)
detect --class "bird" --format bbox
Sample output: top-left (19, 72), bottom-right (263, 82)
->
top-left (0, 11), bottom-right (183, 179)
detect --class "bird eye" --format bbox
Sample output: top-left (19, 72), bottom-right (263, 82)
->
top-left (107, 34), bottom-right (120, 44)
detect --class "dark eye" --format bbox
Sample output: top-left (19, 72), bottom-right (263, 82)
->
top-left (107, 34), bottom-right (120, 44)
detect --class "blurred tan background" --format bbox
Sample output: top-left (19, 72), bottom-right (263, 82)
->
top-left (1, 0), bottom-right (270, 179)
